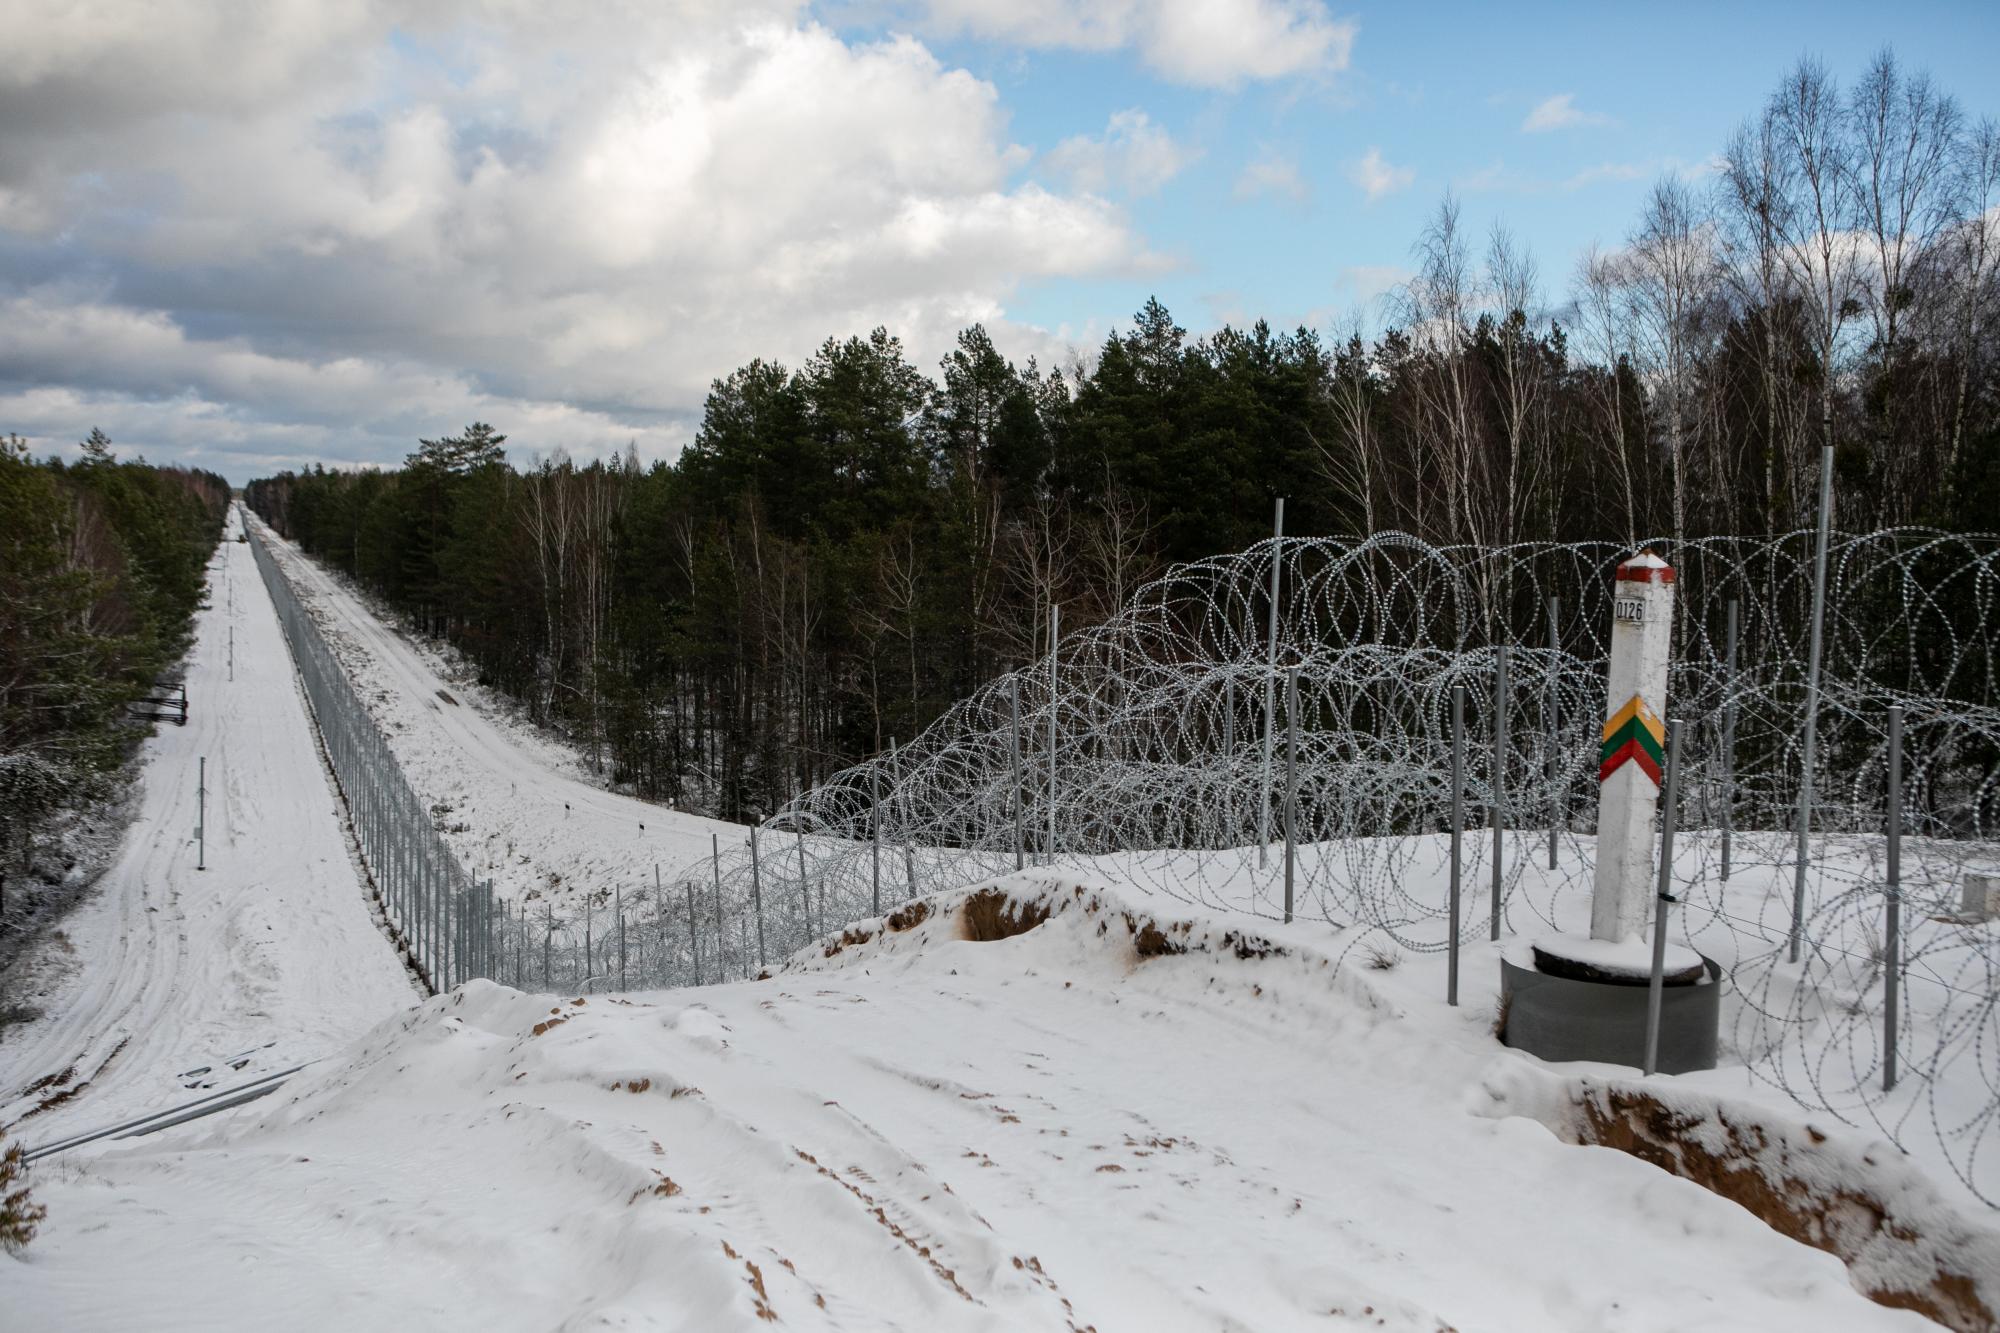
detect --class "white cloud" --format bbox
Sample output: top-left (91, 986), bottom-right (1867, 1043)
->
top-left (1462, 155), bottom-right (1716, 196)
top-left (1521, 93), bottom-right (1614, 134)
top-left (1233, 149), bottom-right (1307, 204)
top-left (913, 0), bottom-right (1356, 89)
top-left (1348, 147), bottom-right (1412, 203)
top-left (1333, 263), bottom-right (1408, 308)
top-left (1044, 109), bottom-right (1197, 197)
top-left (1561, 161), bottom-right (1647, 189)
top-left (0, 3), bottom-right (1150, 477)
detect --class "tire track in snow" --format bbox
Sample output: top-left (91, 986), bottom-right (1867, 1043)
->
top-left (0, 512), bottom-right (415, 1143)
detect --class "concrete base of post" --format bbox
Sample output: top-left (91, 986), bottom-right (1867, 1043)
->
top-left (1499, 952), bottom-right (1722, 1075)
top-left (1529, 933), bottom-right (1705, 988)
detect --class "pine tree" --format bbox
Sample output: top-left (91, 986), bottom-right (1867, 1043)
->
top-left (78, 427), bottom-right (114, 465)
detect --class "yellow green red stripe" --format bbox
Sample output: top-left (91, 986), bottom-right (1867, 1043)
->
top-left (1599, 695), bottom-right (1664, 785)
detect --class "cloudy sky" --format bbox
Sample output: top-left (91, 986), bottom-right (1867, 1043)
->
top-left (3, 0), bottom-right (1995, 482)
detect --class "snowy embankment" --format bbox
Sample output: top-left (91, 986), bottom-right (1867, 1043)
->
top-left (9, 870), bottom-right (1968, 1332)
top-left (252, 517), bottom-right (740, 917)
top-left (0, 507), bottom-right (415, 1145)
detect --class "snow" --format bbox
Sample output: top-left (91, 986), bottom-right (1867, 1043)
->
top-left (6, 873), bottom-right (1944, 1331)
top-left (5, 514), bottom-right (1991, 1328)
top-left (0, 506), bottom-right (415, 1145)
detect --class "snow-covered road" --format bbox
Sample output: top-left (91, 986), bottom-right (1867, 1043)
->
top-left (0, 508), bottom-right (415, 1145)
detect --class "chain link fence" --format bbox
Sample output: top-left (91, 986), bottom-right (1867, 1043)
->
top-left (250, 526), bottom-right (500, 993)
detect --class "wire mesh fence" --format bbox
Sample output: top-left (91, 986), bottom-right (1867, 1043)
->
top-left (250, 527), bottom-right (501, 993)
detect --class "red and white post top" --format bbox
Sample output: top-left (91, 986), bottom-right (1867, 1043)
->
top-left (1614, 550), bottom-right (1676, 585)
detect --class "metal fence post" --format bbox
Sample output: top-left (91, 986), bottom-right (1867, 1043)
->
top-left (1009, 677), bottom-right (1024, 873)
top-left (1644, 719), bottom-right (1686, 1077)
top-left (1448, 684), bottom-right (1465, 1007)
top-left (1791, 444), bottom-right (1835, 963)
top-left (1223, 674), bottom-right (1236, 848)
top-left (1720, 598), bottom-right (1740, 882)
top-left (1259, 497), bottom-right (1284, 866)
top-left (871, 754), bottom-right (884, 912)
top-left (543, 903), bottom-right (553, 990)
top-left (1546, 597), bottom-right (1559, 871)
top-left (196, 756), bottom-right (207, 871)
top-left (584, 895), bottom-right (593, 994)
top-left (1492, 643), bottom-right (1508, 942)
top-left (1047, 607), bottom-right (1060, 864)
top-left (797, 827), bottom-right (812, 942)
top-left (710, 833), bottom-right (726, 978)
top-left (686, 877), bottom-right (700, 986)
top-left (749, 823), bottom-right (767, 969)
top-left (1885, 704), bottom-right (1903, 1094)
top-left (1283, 666), bottom-right (1299, 924)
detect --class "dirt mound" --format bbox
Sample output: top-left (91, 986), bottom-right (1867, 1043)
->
top-left (1482, 1064), bottom-right (2000, 1332)
top-left (794, 874), bottom-right (1278, 977)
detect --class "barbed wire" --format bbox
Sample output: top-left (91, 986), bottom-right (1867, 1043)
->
top-left (259, 520), bottom-right (2000, 1207)
top-left (662, 529), bottom-right (2000, 1207)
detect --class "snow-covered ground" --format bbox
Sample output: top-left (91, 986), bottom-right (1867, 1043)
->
top-left (0, 507), bottom-right (415, 1146)
top-left (8, 872), bottom-right (1953, 1331)
top-left (253, 517), bottom-right (740, 915)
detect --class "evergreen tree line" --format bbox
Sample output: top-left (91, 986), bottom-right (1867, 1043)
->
top-left (245, 53), bottom-right (2000, 823)
top-left (1, 430), bottom-right (230, 934)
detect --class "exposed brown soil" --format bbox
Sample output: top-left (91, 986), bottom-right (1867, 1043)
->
top-left (820, 899), bottom-right (934, 960)
top-left (1127, 914), bottom-right (1187, 958)
top-left (18, 1038), bottom-right (127, 1122)
top-left (886, 900), bottom-right (931, 932)
top-left (18, 1066), bottom-right (75, 1099)
top-left (959, 888), bottom-right (1053, 942)
top-left (1579, 1088), bottom-right (1996, 1332)
top-left (1219, 929), bottom-right (1278, 961)
top-left (792, 1145), bottom-right (975, 1302)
